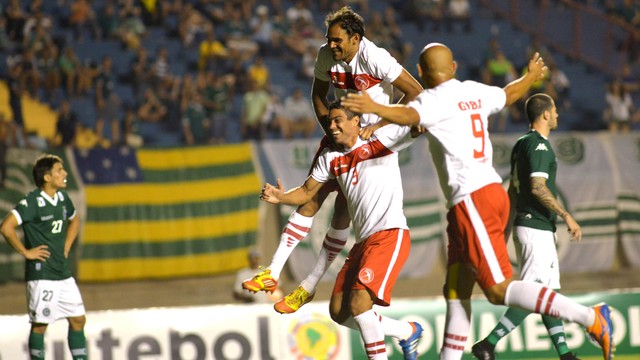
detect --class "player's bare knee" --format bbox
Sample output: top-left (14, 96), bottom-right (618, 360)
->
top-left (68, 315), bottom-right (86, 330)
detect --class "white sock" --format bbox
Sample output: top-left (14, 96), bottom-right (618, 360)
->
top-left (268, 212), bottom-right (313, 279)
top-left (300, 226), bottom-right (349, 292)
top-left (376, 311), bottom-right (413, 340)
top-left (340, 314), bottom-right (412, 340)
top-left (504, 280), bottom-right (594, 327)
top-left (354, 310), bottom-right (387, 360)
top-left (440, 299), bottom-right (471, 360)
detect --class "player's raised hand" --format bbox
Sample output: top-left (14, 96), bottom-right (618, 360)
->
top-left (527, 52), bottom-right (548, 81)
top-left (25, 245), bottom-right (50, 261)
top-left (260, 179), bottom-right (284, 204)
top-left (341, 91), bottom-right (376, 114)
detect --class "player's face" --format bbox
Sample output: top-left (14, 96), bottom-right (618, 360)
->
top-left (327, 108), bottom-right (359, 147)
top-left (548, 101), bottom-right (558, 131)
top-left (47, 162), bottom-right (68, 189)
top-left (326, 24), bottom-right (359, 63)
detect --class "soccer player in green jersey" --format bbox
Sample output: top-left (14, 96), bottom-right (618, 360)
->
top-left (472, 93), bottom-right (582, 360)
top-left (1, 154), bottom-right (87, 360)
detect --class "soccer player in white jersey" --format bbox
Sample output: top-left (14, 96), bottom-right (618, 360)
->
top-left (261, 101), bottom-right (424, 360)
top-left (341, 43), bottom-right (614, 360)
top-left (243, 6), bottom-right (422, 315)
top-left (1, 154), bottom-right (88, 360)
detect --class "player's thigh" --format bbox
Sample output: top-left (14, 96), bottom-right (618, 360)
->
top-left (28, 280), bottom-right (62, 324)
top-left (447, 185), bottom-right (512, 291)
top-left (358, 229), bottom-right (411, 306)
top-left (330, 188), bottom-right (350, 229)
top-left (514, 226), bottom-right (560, 288)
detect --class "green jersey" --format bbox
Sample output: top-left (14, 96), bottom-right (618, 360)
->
top-left (510, 130), bottom-right (558, 232)
top-left (13, 189), bottom-right (76, 281)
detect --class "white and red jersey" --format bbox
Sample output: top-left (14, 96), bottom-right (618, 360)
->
top-left (314, 37), bottom-right (403, 126)
top-left (408, 79), bottom-right (506, 208)
top-left (310, 125), bottom-right (414, 242)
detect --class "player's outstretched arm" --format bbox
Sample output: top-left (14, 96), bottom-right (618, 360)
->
top-left (504, 52), bottom-right (548, 106)
top-left (260, 177), bottom-right (324, 206)
top-left (341, 92), bottom-right (420, 126)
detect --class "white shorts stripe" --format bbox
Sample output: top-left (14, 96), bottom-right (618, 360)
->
top-left (464, 196), bottom-right (505, 284)
top-left (377, 230), bottom-right (403, 300)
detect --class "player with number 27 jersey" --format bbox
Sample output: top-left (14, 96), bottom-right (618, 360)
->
top-left (407, 79), bottom-right (505, 208)
top-left (12, 189), bottom-right (76, 281)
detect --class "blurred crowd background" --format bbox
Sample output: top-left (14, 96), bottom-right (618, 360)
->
top-left (1, 0), bottom-right (640, 155)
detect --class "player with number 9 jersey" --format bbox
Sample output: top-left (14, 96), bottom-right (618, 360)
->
top-left (407, 79), bottom-right (505, 208)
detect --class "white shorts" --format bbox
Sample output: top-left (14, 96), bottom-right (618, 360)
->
top-left (513, 226), bottom-right (561, 289)
top-left (27, 277), bottom-right (86, 324)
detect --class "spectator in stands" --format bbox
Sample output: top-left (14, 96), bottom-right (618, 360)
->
top-left (223, 6), bottom-right (258, 61)
top-left (482, 48), bottom-right (519, 132)
top-left (5, 63), bottom-right (27, 148)
top-left (250, 5), bottom-right (275, 57)
top-left (446, 0), bottom-right (471, 33)
top-left (137, 88), bottom-right (168, 124)
top-left (181, 91), bottom-right (211, 145)
top-left (68, 0), bottom-right (99, 42)
top-left (247, 56), bottom-right (270, 91)
top-left (4, 0), bottom-right (27, 42)
top-left (0, 17), bottom-right (14, 52)
top-left (23, 8), bottom-right (53, 34)
top-left (150, 46), bottom-right (171, 88)
top-left (604, 78), bottom-right (636, 134)
top-left (202, 71), bottom-right (235, 144)
top-left (54, 99), bottom-right (79, 148)
top-left (613, 0), bottom-right (639, 26)
top-left (279, 87), bottom-right (316, 139)
top-left (548, 62), bottom-right (571, 111)
top-left (122, 103), bottom-right (143, 148)
top-left (18, 48), bottom-right (41, 97)
top-left (156, 74), bottom-right (182, 132)
top-left (286, 0), bottom-right (314, 25)
top-left (116, 5), bottom-right (146, 50)
top-left (241, 79), bottom-right (270, 141)
top-left (38, 44), bottom-right (62, 103)
top-left (197, 29), bottom-right (229, 72)
top-left (177, 2), bottom-right (213, 48)
top-left (129, 47), bottom-right (151, 105)
top-left (97, 2), bottom-right (120, 40)
top-left (58, 46), bottom-right (81, 97)
top-left (94, 55), bottom-right (122, 146)
top-left (405, 0), bottom-right (443, 33)
top-left (22, 23), bottom-right (55, 56)
top-left (299, 43), bottom-right (317, 80)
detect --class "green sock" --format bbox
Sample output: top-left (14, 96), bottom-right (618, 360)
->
top-left (68, 329), bottom-right (88, 360)
top-left (542, 315), bottom-right (571, 356)
top-left (28, 331), bottom-right (45, 360)
top-left (486, 307), bottom-right (531, 346)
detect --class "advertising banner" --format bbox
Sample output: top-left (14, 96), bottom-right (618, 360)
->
top-left (2, 290), bottom-right (638, 359)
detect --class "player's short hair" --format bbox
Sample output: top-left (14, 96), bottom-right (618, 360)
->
top-left (325, 6), bottom-right (365, 39)
top-left (327, 100), bottom-right (360, 123)
top-left (525, 93), bottom-right (554, 124)
top-left (33, 154), bottom-right (63, 188)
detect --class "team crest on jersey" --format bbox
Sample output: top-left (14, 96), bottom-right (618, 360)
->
top-left (359, 268), bottom-right (374, 284)
top-left (354, 75), bottom-right (370, 91)
top-left (42, 307), bottom-right (50, 317)
top-left (358, 145), bottom-right (372, 159)
top-left (37, 197), bottom-right (46, 207)
top-left (535, 143), bottom-right (549, 151)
